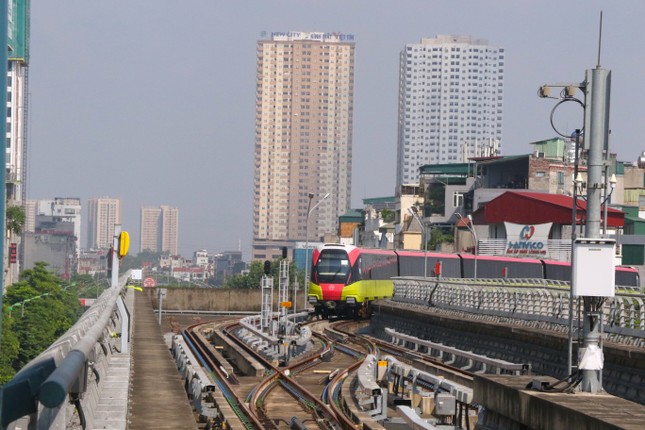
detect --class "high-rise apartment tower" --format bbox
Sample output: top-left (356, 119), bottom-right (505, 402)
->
top-left (252, 31), bottom-right (355, 260)
top-left (396, 35), bottom-right (504, 188)
top-left (5, 1), bottom-right (30, 287)
top-left (140, 205), bottom-right (179, 255)
top-left (87, 197), bottom-right (121, 249)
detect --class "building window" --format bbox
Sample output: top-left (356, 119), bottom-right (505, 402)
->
top-left (453, 191), bottom-right (464, 207)
top-left (557, 171), bottom-right (564, 185)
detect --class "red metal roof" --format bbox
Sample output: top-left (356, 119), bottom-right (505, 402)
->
top-left (472, 191), bottom-right (624, 227)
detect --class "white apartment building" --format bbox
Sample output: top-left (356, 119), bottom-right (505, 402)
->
top-left (87, 197), bottom-right (121, 249)
top-left (396, 35), bottom-right (505, 188)
top-left (27, 197), bottom-right (82, 251)
top-left (252, 31), bottom-right (355, 260)
top-left (140, 205), bottom-right (179, 255)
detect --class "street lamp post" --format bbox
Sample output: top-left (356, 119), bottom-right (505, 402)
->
top-left (540, 84), bottom-right (586, 379)
top-left (455, 213), bottom-right (478, 279)
top-left (408, 207), bottom-right (428, 277)
top-left (602, 172), bottom-right (617, 236)
top-left (303, 192), bottom-right (330, 310)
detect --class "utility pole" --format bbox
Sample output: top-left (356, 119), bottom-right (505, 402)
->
top-left (538, 17), bottom-right (614, 392)
top-left (577, 64), bottom-right (613, 393)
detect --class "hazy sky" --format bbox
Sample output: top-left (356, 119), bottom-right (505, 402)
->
top-left (28, 1), bottom-right (645, 259)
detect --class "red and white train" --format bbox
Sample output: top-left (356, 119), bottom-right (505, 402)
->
top-left (307, 244), bottom-right (640, 317)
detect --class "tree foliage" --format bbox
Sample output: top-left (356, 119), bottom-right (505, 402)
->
top-left (0, 306), bottom-right (20, 383)
top-left (380, 208), bottom-right (396, 223)
top-left (1, 262), bottom-right (82, 382)
top-left (223, 259), bottom-right (301, 289)
top-left (71, 273), bottom-right (109, 298)
top-left (120, 250), bottom-right (166, 272)
top-left (427, 227), bottom-right (454, 250)
top-left (6, 205), bottom-right (26, 236)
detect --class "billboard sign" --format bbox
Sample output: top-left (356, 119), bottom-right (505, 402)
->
top-left (267, 31), bottom-right (355, 43)
top-left (505, 222), bottom-right (552, 256)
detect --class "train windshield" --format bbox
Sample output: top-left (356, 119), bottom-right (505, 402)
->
top-left (314, 249), bottom-right (351, 284)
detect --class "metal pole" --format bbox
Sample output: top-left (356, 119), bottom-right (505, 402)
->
top-left (603, 168), bottom-right (608, 236)
top-left (303, 193), bottom-right (330, 310)
top-left (473, 232), bottom-right (479, 279)
top-left (580, 66), bottom-right (611, 393)
top-left (293, 277), bottom-right (299, 317)
top-left (469, 216), bottom-right (478, 280)
top-left (568, 129), bottom-right (581, 377)
top-left (408, 209), bottom-right (426, 276)
top-left (423, 221), bottom-right (427, 278)
top-left (303, 193), bottom-right (313, 311)
top-left (158, 288), bottom-right (164, 325)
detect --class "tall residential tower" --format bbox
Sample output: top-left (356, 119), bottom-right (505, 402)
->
top-left (396, 35), bottom-right (504, 188)
top-left (87, 197), bottom-right (121, 249)
top-left (252, 31), bottom-right (355, 260)
top-left (140, 205), bottom-right (179, 255)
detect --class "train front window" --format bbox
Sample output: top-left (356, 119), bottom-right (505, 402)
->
top-left (315, 249), bottom-right (350, 284)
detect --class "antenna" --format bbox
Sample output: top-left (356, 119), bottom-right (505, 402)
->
top-left (596, 11), bottom-right (603, 68)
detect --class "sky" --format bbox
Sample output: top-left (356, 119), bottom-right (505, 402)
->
top-left (28, 1), bottom-right (645, 259)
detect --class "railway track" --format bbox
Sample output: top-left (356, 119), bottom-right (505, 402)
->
top-left (244, 318), bottom-right (371, 429)
top-left (181, 315), bottom-right (488, 429)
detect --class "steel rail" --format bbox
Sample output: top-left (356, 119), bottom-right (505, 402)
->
top-left (183, 323), bottom-right (264, 429)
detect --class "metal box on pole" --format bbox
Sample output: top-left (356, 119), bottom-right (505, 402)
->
top-left (572, 238), bottom-right (615, 297)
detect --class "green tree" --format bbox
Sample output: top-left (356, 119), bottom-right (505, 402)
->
top-left (427, 227), bottom-right (454, 250)
top-left (6, 205), bottom-right (26, 235)
top-left (71, 273), bottom-right (108, 298)
top-left (120, 250), bottom-right (165, 272)
top-left (224, 261), bottom-right (266, 289)
top-left (223, 259), bottom-right (299, 289)
top-left (426, 184), bottom-right (446, 216)
top-left (0, 305), bottom-right (20, 384)
top-left (380, 208), bottom-right (395, 223)
top-left (4, 262), bottom-right (82, 371)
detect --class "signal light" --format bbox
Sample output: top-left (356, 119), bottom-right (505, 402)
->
top-left (118, 231), bottom-right (130, 258)
top-left (263, 260), bottom-right (271, 275)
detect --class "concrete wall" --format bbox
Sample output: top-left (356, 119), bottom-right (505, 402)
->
top-left (369, 301), bottom-right (645, 405)
top-left (148, 287), bottom-right (268, 312)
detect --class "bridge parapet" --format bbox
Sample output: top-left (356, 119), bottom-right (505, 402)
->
top-left (1, 272), bottom-right (132, 430)
top-left (393, 277), bottom-right (645, 346)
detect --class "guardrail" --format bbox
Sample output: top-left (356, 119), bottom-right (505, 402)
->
top-left (354, 354), bottom-right (387, 420)
top-left (392, 277), bottom-right (645, 346)
top-left (385, 328), bottom-right (531, 375)
top-left (1, 272), bottom-right (131, 430)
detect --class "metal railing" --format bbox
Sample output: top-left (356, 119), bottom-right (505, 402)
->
top-left (1, 272), bottom-right (131, 429)
top-left (392, 277), bottom-right (645, 346)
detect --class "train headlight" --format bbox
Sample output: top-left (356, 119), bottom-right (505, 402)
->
top-left (308, 296), bottom-right (318, 304)
top-left (346, 297), bottom-right (356, 305)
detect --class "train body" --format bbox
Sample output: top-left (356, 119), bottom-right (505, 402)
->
top-left (307, 243), bottom-right (640, 317)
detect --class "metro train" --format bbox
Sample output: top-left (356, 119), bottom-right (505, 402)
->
top-left (307, 243), bottom-right (640, 318)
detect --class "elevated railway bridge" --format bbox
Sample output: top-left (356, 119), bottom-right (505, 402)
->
top-left (1, 272), bottom-right (644, 429)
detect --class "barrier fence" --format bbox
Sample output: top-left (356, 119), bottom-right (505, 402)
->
top-left (392, 277), bottom-right (645, 346)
